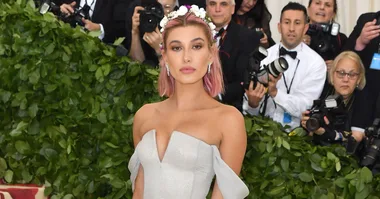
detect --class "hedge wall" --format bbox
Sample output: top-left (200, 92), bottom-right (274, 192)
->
top-left (1, 1), bottom-right (380, 198)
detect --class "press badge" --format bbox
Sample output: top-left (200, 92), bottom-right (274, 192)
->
top-left (283, 112), bottom-right (292, 123)
top-left (370, 53), bottom-right (380, 70)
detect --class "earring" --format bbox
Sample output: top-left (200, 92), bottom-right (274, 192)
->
top-left (165, 64), bottom-right (170, 76)
top-left (208, 63), bottom-right (211, 74)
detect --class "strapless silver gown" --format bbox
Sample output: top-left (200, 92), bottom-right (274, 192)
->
top-left (128, 129), bottom-right (249, 199)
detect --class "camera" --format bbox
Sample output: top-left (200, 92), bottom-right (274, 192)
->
top-left (64, 5), bottom-right (91, 27)
top-left (254, 28), bottom-right (264, 39)
top-left (306, 22), bottom-right (340, 60)
top-left (38, 0), bottom-right (60, 15)
top-left (243, 46), bottom-right (289, 90)
top-left (39, 0), bottom-right (91, 28)
top-left (306, 94), bottom-right (346, 132)
top-left (138, 1), bottom-right (164, 33)
top-left (360, 118), bottom-right (380, 168)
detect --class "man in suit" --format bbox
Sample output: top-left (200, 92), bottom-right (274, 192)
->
top-left (206, 0), bottom-right (260, 111)
top-left (343, 11), bottom-right (380, 143)
top-left (57, 0), bottom-right (129, 45)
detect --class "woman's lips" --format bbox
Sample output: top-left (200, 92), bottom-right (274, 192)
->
top-left (180, 67), bottom-right (196, 74)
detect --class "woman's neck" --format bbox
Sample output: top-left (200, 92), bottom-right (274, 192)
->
top-left (335, 91), bottom-right (352, 105)
top-left (169, 80), bottom-right (213, 111)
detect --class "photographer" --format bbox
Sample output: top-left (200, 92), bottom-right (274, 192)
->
top-left (305, 0), bottom-right (347, 71)
top-left (243, 2), bottom-right (326, 130)
top-left (55, 0), bottom-right (129, 45)
top-left (126, 0), bottom-right (205, 66)
top-left (301, 51), bottom-right (366, 145)
top-left (341, 10), bottom-right (380, 160)
top-left (232, 0), bottom-right (275, 48)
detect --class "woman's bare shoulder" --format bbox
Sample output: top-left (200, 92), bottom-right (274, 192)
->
top-left (215, 104), bottom-right (245, 134)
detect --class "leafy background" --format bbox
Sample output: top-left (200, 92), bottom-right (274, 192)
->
top-left (1, 0), bottom-right (380, 198)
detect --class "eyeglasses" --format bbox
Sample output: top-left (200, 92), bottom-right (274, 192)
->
top-left (335, 70), bottom-right (359, 80)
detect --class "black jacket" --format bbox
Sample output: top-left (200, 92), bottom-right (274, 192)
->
top-left (219, 21), bottom-right (260, 111)
top-left (343, 11), bottom-right (380, 130)
top-left (54, 0), bottom-right (130, 45)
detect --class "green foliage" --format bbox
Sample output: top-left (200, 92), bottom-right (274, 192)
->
top-left (242, 116), bottom-right (380, 198)
top-left (2, 1), bottom-right (380, 199)
top-left (0, 0), bottom-right (159, 198)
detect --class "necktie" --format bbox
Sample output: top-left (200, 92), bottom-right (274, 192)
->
top-left (215, 28), bottom-right (225, 38)
top-left (279, 47), bottom-right (297, 59)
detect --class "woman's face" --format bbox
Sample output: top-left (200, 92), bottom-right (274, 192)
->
top-left (239, 0), bottom-right (258, 14)
top-left (163, 25), bottom-right (213, 85)
top-left (308, 0), bottom-right (335, 24)
top-left (333, 58), bottom-right (361, 99)
top-left (158, 0), bottom-right (176, 16)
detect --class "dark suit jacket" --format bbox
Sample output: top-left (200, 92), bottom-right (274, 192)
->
top-left (219, 21), bottom-right (260, 111)
top-left (343, 11), bottom-right (380, 129)
top-left (55, 0), bottom-right (130, 45)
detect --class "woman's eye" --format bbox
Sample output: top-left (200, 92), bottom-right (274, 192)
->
top-left (171, 46), bottom-right (181, 51)
top-left (193, 44), bottom-right (202, 50)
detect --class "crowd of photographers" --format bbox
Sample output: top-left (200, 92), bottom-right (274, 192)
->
top-left (37, 0), bottom-right (380, 173)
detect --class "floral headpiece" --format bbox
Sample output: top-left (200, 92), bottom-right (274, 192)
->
top-left (159, 5), bottom-right (217, 37)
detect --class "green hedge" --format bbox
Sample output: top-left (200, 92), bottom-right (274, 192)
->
top-left (1, 1), bottom-right (380, 198)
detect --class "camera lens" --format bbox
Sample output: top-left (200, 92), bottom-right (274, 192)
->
top-left (268, 57), bottom-right (288, 77)
top-left (306, 113), bottom-right (323, 132)
top-left (361, 139), bottom-right (380, 168)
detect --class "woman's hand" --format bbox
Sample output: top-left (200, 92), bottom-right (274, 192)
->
top-left (301, 111), bottom-right (329, 135)
top-left (259, 29), bottom-right (269, 48)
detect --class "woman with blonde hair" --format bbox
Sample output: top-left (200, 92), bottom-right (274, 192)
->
top-left (301, 51), bottom-right (366, 145)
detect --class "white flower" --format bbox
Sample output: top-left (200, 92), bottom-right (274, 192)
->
top-left (191, 5), bottom-right (199, 11)
top-left (199, 8), bottom-right (206, 18)
top-left (160, 17), bottom-right (168, 29)
top-left (159, 4), bottom-right (217, 38)
top-left (177, 6), bottom-right (188, 16)
top-left (208, 22), bottom-right (216, 31)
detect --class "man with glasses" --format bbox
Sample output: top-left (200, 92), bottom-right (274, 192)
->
top-left (243, 2), bottom-right (326, 130)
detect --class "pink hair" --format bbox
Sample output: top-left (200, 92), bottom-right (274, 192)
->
top-left (158, 12), bottom-right (224, 97)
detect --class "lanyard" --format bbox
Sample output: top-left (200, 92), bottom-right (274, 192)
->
top-left (85, 0), bottom-right (95, 7)
top-left (282, 60), bottom-right (300, 94)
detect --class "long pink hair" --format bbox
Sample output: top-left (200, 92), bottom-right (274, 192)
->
top-left (158, 12), bottom-right (224, 97)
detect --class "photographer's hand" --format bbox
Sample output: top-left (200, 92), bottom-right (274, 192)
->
top-left (143, 27), bottom-right (163, 55)
top-left (302, 34), bottom-right (311, 45)
top-left (82, 19), bottom-right (101, 31)
top-left (259, 29), bottom-right (269, 48)
top-left (355, 19), bottom-right (380, 51)
top-left (268, 74), bottom-right (282, 98)
top-left (301, 111), bottom-right (329, 135)
top-left (60, 1), bottom-right (76, 16)
top-left (132, 6), bottom-right (144, 35)
top-left (325, 60), bottom-right (333, 72)
top-left (245, 81), bottom-right (266, 108)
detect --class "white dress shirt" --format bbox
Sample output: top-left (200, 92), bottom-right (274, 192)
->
top-left (243, 42), bottom-right (327, 130)
top-left (79, 0), bottom-right (105, 40)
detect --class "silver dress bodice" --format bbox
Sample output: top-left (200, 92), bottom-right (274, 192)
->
top-left (128, 129), bottom-right (249, 199)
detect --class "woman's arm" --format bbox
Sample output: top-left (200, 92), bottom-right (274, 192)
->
top-left (211, 107), bottom-right (247, 198)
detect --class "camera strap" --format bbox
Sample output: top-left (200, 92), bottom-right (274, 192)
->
top-left (282, 60), bottom-right (300, 94)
